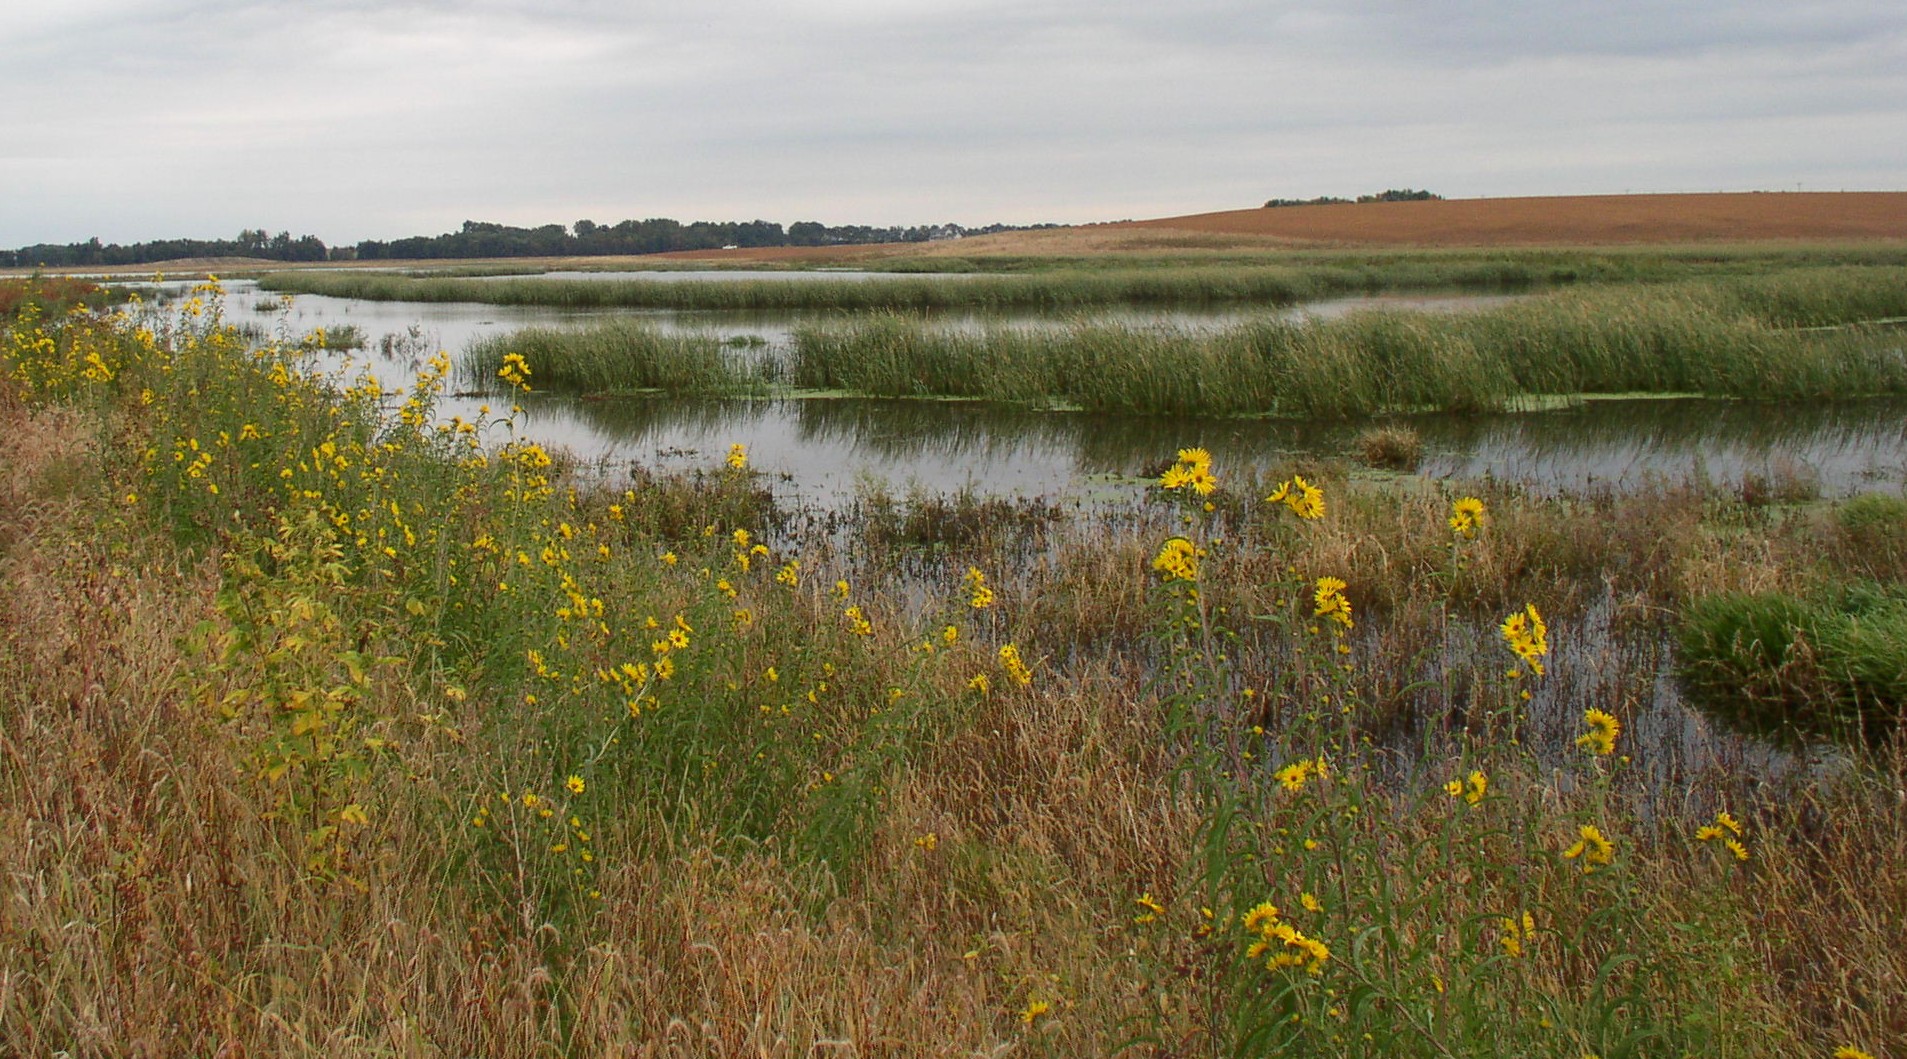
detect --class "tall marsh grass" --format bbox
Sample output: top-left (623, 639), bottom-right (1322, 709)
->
top-left (463, 319), bottom-right (771, 394)
top-left (261, 262), bottom-right (1538, 313)
top-left (782, 277), bottom-right (1907, 415)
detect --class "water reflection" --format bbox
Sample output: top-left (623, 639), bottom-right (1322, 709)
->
top-left (543, 393), bottom-right (1907, 506)
top-left (139, 278), bottom-right (1519, 358)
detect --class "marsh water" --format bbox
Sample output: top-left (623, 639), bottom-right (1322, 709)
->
top-left (131, 277), bottom-right (1907, 508)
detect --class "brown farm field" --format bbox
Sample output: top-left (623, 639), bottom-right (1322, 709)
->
top-left (659, 191), bottom-right (1907, 264)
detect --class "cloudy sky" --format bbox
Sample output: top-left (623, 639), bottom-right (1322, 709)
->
top-left (4, 1), bottom-right (1904, 246)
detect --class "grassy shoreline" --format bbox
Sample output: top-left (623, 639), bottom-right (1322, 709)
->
top-left (3, 285), bottom-right (1904, 1055)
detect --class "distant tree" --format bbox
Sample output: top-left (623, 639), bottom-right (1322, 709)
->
top-left (787, 221), bottom-right (827, 247)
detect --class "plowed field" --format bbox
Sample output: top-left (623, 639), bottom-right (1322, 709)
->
top-left (659, 191), bottom-right (1907, 263)
top-left (1120, 191), bottom-right (1907, 246)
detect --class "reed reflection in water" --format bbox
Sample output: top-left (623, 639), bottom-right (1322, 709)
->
top-left (521, 393), bottom-right (1907, 506)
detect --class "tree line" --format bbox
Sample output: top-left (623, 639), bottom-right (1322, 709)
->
top-left (2, 229), bottom-right (330, 269)
top-left (1263, 189), bottom-right (1443, 208)
top-left (3, 218), bottom-right (1058, 268)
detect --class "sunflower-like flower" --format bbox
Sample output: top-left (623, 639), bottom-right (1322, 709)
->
top-left (1274, 756), bottom-right (1329, 793)
top-left (964, 566), bottom-right (996, 608)
top-left (1266, 475), bottom-right (1325, 520)
top-left (725, 443), bottom-right (748, 470)
top-left (998, 643), bottom-right (1032, 686)
top-left (1160, 447), bottom-right (1218, 496)
top-left (1312, 576), bottom-right (1353, 629)
top-left (1242, 901), bottom-right (1281, 935)
top-left (497, 352), bottom-right (533, 391)
top-left (1497, 911), bottom-right (1536, 957)
top-left (1462, 770), bottom-right (1487, 805)
top-left (1563, 824), bottom-right (1615, 872)
top-left (1152, 537), bottom-right (1199, 582)
top-left (1694, 810), bottom-right (1751, 861)
top-left (1575, 708), bottom-right (1620, 755)
top-left (1263, 923), bottom-right (1331, 974)
top-left (1448, 496), bottom-right (1486, 537)
top-left (1499, 603), bottom-right (1549, 677)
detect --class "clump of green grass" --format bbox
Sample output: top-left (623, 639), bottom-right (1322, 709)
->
top-left (308, 323), bottom-right (365, 350)
top-left (1676, 584), bottom-right (1907, 746)
top-left (464, 319), bottom-right (772, 394)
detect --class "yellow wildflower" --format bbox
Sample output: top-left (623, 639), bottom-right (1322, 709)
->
top-left (1464, 770), bottom-right (1487, 805)
top-left (1160, 448), bottom-right (1218, 496)
top-left (1563, 824), bottom-right (1615, 872)
top-left (1266, 475), bottom-right (1325, 520)
top-left (1242, 901), bottom-right (1281, 934)
top-left (1152, 537), bottom-right (1199, 581)
top-left (1133, 892), bottom-right (1166, 924)
top-left (1499, 603), bottom-right (1549, 677)
top-left (964, 567), bottom-right (995, 608)
top-left (1448, 496), bottom-right (1486, 536)
top-left (1274, 756), bottom-right (1328, 793)
top-left (1312, 576), bottom-right (1353, 629)
top-left (1498, 911), bottom-right (1536, 958)
top-left (999, 643), bottom-right (1032, 686)
top-left (1576, 709), bottom-right (1620, 755)
top-left (726, 443), bottom-right (747, 470)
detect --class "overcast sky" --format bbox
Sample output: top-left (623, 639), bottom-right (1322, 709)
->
top-left (4, 1), bottom-right (1904, 246)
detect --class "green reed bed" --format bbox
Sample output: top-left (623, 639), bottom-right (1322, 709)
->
top-left (785, 277), bottom-right (1907, 416)
top-left (260, 261), bottom-right (1562, 313)
top-left (463, 319), bottom-right (770, 394)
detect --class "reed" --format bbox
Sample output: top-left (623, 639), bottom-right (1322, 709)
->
top-left (463, 319), bottom-right (771, 394)
top-left (1676, 584), bottom-right (1907, 746)
top-left (258, 261), bottom-right (1544, 313)
top-left (782, 281), bottom-right (1907, 416)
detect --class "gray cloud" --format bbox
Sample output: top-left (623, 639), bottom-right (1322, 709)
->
top-left (3, 1), bottom-right (1902, 245)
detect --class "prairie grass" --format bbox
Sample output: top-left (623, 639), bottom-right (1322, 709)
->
top-left (2, 292), bottom-right (1905, 1056)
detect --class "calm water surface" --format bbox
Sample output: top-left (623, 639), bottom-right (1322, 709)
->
top-left (126, 278), bottom-right (1907, 508)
